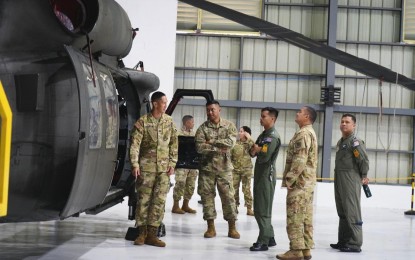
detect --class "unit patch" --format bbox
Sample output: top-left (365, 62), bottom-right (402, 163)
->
top-left (261, 144), bottom-right (268, 153)
top-left (353, 149), bottom-right (360, 158)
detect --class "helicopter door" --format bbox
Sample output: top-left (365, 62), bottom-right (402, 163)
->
top-left (60, 46), bottom-right (118, 218)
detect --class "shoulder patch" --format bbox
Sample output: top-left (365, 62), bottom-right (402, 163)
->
top-left (261, 144), bottom-right (268, 153)
top-left (353, 149), bottom-right (360, 158)
top-left (353, 140), bottom-right (360, 147)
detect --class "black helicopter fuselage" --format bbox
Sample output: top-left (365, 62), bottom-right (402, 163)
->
top-left (0, 0), bottom-right (158, 222)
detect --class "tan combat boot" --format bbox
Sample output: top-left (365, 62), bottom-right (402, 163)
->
top-left (181, 199), bottom-right (196, 214)
top-left (302, 249), bottom-right (312, 260)
top-left (145, 225), bottom-right (166, 247)
top-left (276, 250), bottom-right (303, 260)
top-left (172, 200), bottom-right (185, 214)
top-left (247, 208), bottom-right (254, 216)
top-left (227, 219), bottom-right (240, 239)
top-left (204, 219), bottom-right (216, 238)
top-left (133, 226), bottom-right (147, 245)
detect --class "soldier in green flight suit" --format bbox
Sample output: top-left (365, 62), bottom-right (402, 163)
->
top-left (330, 113), bottom-right (369, 253)
top-left (249, 107), bottom-right (281, 252)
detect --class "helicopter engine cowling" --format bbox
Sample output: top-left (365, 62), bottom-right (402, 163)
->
top-left (0, 0), bottom-right (133, 58)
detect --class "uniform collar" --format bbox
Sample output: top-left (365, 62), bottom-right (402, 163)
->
top-left (181, 126), bottom-right (192, 133)
top-left (342, 132), bottom-right (355, 141)
top-left (300, 124), bottom-right (313, 130)
top-left (207, 118), bottom-right (225, 128)
top-left (262, 126), bottom-right (275, 135)
top-left (148, 113), bottom-right (166, 122)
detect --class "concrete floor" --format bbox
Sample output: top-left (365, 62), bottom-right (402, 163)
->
top-left (0, 181), bottom-right (414, 260)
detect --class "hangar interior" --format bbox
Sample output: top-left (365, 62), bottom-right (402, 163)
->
top-left (172, 0), bottom-right (415, 185)
top-left (1, 1), bottom-right (415, 260)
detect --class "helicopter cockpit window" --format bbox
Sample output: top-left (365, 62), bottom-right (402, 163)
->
top-left (50, 0), bottom-right (86, 33)
top-left (100, 72), bottom-right (118, 149)
top-left (83, 63), bottom-right (102, 149)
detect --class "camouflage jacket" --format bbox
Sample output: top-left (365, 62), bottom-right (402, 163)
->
top-left (129, 113), bottom-right (178, 172)
top-left (282, 124), bottom-right (317, 192)
top-left (231, 138), bottom-right (254, 172)
top-left (178, 126), bottom-right (195, 137)
top-left (195, 118), bottom-right (237, 172)
top-left (335, 133), bottom-right (369, 178)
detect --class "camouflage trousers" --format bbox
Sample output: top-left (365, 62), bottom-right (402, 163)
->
top-left (135, 171), bottom-right (170, 227)
top-left (198, 170), bottom-right (238, 221)
top-left (232, 169), bottom-right (253, 208)
top-left (286, 190), bottom-right (314, 250)
top-left (173, 168), bottom-right (198, 201)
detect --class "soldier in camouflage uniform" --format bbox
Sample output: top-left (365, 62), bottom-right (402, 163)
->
top-left (277, 106), bottom-right (318, 260)
top-left (130, 91), bottom-right (178, 248)
top-left (195, 100), bottom-right (240, 239)
top-left (330, 114), bottom-right (369, 253)
top-left (249, 107), bottom-right (281, 252)
top-left (172, 115), bottom-right (198, 214)
top-left (231, 126), bottom-right (255, 216)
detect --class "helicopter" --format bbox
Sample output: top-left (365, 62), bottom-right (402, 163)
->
top-left (0, 0), bottom-right (214, 223)
top-left (2, 0), bottom-right (415, 223)
top-left (0, 0), bottom-right (160, 222)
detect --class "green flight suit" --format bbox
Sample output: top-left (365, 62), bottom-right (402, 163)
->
top-left (253, 126), bottom-right (281, 244)
top-left (334, 133), bottom-right (369, 250)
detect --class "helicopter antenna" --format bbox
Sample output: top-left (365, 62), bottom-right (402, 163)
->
top-left (82, 30), bottom-right (97, 88)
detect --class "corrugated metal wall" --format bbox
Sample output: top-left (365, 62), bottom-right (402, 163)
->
top-left (173, 0), bottom-right (414, 184)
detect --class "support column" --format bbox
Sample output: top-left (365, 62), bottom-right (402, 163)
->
top-left (321, 0), bottom-right (338, 180)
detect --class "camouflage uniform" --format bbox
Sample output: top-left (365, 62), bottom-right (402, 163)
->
top-left (195, 118), bottom-right (238, 221)
top-left (173, 127), bottom-right (198, 201)
top-left (231, 138), bottom-right (254, 208)
top-left (334, 133), bottom-right (369, 250)
top-left (253, 126), bottom-right (281, 245)
top-left (130, 113), bottom-right (178, 227)
top-left (282, 125), bottom-right (317, 250)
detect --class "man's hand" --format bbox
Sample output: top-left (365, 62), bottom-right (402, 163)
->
top-left (361, 177), bottom-right (369, 185)
top-left (285, 182), bottom-right (293, 190)
top-left (250, 144), bottom-right (262, 156)
top-left (132, 167), bottom-right (140, 178)
top-left (167, 166), bottom-right (175, 176)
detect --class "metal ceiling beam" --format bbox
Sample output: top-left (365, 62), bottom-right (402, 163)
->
top-left (179, 0), bottom-right (415, 91)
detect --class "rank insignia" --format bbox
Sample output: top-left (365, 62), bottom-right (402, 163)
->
top-left (353, 149), bottom-right (359, 158)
